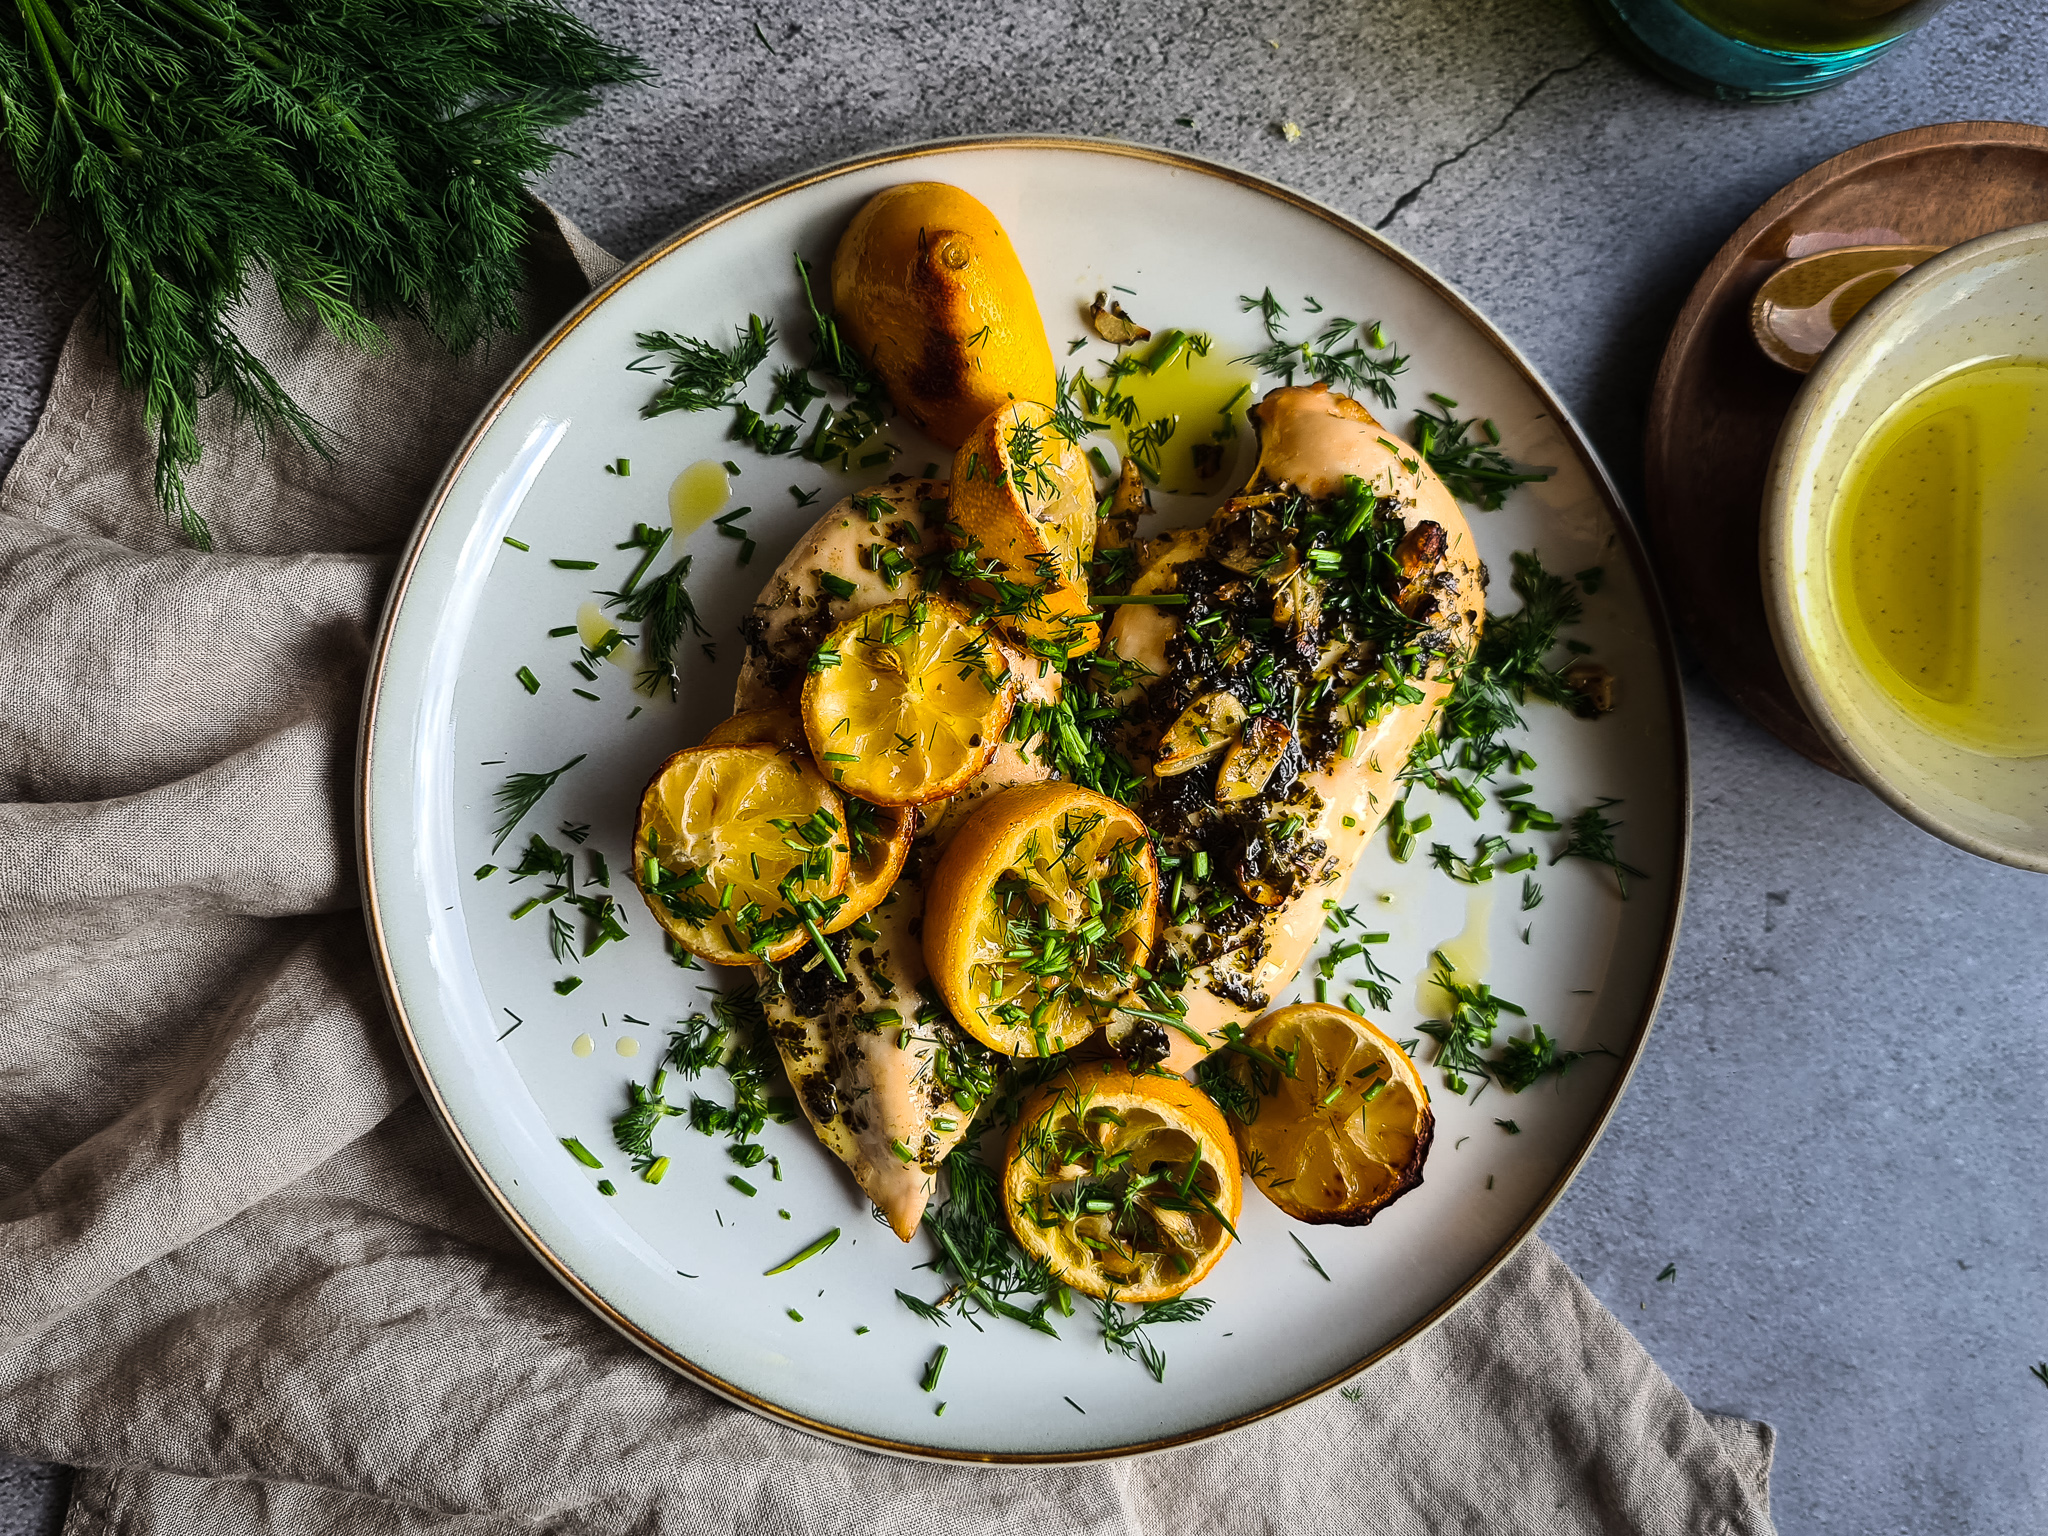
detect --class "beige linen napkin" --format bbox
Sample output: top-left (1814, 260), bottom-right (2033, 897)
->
top-left (0, 205), bottom-right (1775, 1536)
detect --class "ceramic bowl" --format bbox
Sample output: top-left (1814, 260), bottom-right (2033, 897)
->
top-left (1763, 221), bottom-right (2048, 872)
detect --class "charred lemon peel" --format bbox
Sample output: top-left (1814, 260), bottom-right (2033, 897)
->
top-left (634, 746), bottom-right (851, 967)
top-left (801, 592), bottom-right (1016, 807)
top-left (926, 785), bottom-right (1160, 1058)
top-left (1003, 1062), bottom-right (1242, 1302)
top-left (949, 400), bottom-right (1100, 660)
top-left (831, 183), bottom-right (1057, 448)
top-left (1201, 1003), bottom-right (1433, 1226)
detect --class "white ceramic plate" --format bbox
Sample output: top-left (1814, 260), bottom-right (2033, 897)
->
top-left (360, 137), bottom-right (1689, 1461)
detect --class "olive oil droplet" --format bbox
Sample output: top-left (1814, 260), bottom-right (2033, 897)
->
top-left (670, 459), bottom-right (732, 538)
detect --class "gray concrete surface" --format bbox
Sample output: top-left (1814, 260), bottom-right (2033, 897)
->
top-left (2, 1), bottom-right (2045, 1530)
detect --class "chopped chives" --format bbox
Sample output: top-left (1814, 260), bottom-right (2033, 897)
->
top-left (643, 1156), bottom-right (671, 1185)
top-left (764, 1227), bottom-right (841, 1275)
top-left (729, 1175), bottom-right (758, 1196)
top-left (921, 1345), bottom-right (948, 1392)
top-left (553, 976), bottom-right (582, 994)
top-left (473, 864), bottom-right (497, 880)
top-left (787, 1308), bottom-right (804, 1321)
top-left (1089, 592), bottom-right (1189, 607)
top-left (1291, 1233), bottom-right (1332, 1281)
top-left (561, 1137), bottom-right (602, 1168)
top-left (723, 459), bottom-right (741, 475)
top-left (503, 536), bottom-right (530, 551)
top-left (550, 558), bottom-right (599, 570)
top-left (515, 666), bottom-right (540, 694)
top-left (596, 1179), bottom-right (616, 1195)
top-left (509, 896), bottom-right (542, 920)
top-left (548, 625), bottom-right (578, 637)
top-left (572, 688), bottom-right (600, 702)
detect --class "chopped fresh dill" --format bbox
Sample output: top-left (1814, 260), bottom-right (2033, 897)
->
top-left (1096, 1291), bottom-right (1212, 1382)
top-left (1413, 401), bottom-right (1549, 510)
top-left (1553, 798), bottom-right (1645, 897)
top-left (632, 315), bottom-right (774, 415)
top-left (1234, 289), bottom-right (1407, 407)
top-left (604, 555), bottom-right (709, 698)
top-left (489, 755), bottom-right (585, 852)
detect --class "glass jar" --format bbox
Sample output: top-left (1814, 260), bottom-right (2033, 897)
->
top-left (1590, 0), bottom-right (1953, 100)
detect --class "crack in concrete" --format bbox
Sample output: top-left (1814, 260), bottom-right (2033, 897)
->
top-left (1372, 45), bottom-right (1607, 232)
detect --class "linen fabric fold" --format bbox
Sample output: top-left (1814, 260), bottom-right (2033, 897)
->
top-left (0, 205), bottom-right (1775, 1536)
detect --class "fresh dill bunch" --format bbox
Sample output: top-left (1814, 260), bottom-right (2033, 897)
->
top-left (0, 0), bottom-right (643, 547)
top-left (612, 1068), bottom-right (686, 1173)
top-left (1475, 551), bottom-right (1585, 706)
top-left (897, 1147), bottom-right (1061, 1337)
top-left (1418, 954), bottom-right (1526, 1096)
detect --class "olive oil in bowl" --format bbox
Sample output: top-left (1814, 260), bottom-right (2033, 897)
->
top-left (1828, 358), bottom-right (2048, 759)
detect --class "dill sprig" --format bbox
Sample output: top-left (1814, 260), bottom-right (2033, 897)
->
top-left (1493, 1023), bottom-right (1612, 1093)
top-left (631, 315), bottom-right (775, 416)
top-left (1418, 953), bottom-right (1526, 1096)
top-left (612, 1067), bottom-right (686, 1175)
top-left (1234, 289), bottom-right (1407, 408)
top-left (604, 554), bottom-right (708, 698)
top-left (1404, 550), bottom-right (1591, 817)
top-left (898, 1147), bottom-right (1062, 1337)
top-left (1413, 398), bottom-right (1549, 510)
top-left (1096, 1291), bottom-right (1212, 1382)
top-left (0, 0), bottom-right (642, 547)
top-left (489, 754), bottom-right (585, 851)
top-left (1552, 797), bottom-right (1645, 897)
top-left (669, 985), bottom-right (796, 1168)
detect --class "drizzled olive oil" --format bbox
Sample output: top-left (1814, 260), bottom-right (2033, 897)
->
top-left (1086, 339), bottom-right (1253, 495)
top-left (1829, 358), bottom-right (2048, 758)
top-left (668, 458), bottom-right (731, 537)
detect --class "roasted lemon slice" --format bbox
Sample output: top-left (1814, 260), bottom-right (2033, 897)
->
top-left (924, 783), bottom-right (1158, 1057)
top-left (948, 400), bottom-right (1099, 659)
top-left (699, 705), bottom-right (910, 935)
top-left (1205, 1002), bottom-right (1433, 1225)
top-left (801, 594), bottom-right (1015, 806)
top-left (700, 703), bottom-right (806, 751)
top-left (828, 797), bottom-right (914, 935)
top-left (1003, 1061), bottom-right (1242, 1302)
top-left (633, 745), bottom-right (850, 966)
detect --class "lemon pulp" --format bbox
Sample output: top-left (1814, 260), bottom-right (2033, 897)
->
top-left (1829, 358), bottom-right (2048, 758)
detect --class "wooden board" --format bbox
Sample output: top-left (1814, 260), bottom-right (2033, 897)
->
top-left (1645, 120), bottom-right (2048, 775)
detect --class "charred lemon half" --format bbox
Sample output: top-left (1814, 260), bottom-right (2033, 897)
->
top-left (1204, 1002), bottom-right (1432, 1225)
top-left (1004, 1060), bottom-right (1241, 1302)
